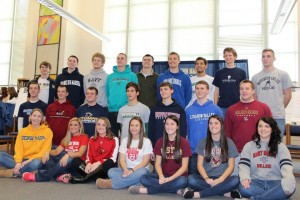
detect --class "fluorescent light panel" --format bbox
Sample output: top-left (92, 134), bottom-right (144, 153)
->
top-left (270, 0), bottom-right (297, 34)
top-left (36, 0), bottom-right (111, 42)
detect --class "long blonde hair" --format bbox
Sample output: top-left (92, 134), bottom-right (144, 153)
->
top-left (63, 117), bottom-right (85, 146)
top-left (93, 117), bottom-right (114, 140)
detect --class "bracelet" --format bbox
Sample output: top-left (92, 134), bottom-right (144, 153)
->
top-left (131, 168), bottom-right (134, 172)
top-left (204, 176), bottom-right (209, 180)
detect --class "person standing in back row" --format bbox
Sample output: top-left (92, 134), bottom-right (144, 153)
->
top-left (251, 48), bottom-right (292, 137)
top-left (213, 47), bottom-right (247, 118)
top-left (55, 55), bottom-right (85, 109)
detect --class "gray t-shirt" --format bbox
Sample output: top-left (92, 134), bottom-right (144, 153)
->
top-left (117, 102), bottom-right (150, 139)
top-left (251, 68), bottom-right (292, 119)
top-left (195, 137), bottom-right (238, 177)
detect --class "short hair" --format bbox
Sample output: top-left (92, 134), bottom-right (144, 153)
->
top-left (195, 57), bottom-right (207, 65)
top-left (92, 52), bottom-right (105, 64)
top-left (39, 61), bottom-right (52, 70)
top-left (126, 82), bottom-right (140, 93)
top-left (28, 80), bottom-right (40, 90)
top-left (195, 80), bottom-right (209, 89)
top-left (240, 79), bottom-right (255, 90)
top-left (168, 52), bottom-right (180, 61)
top-left (223, 47), bottom-right (237, 58)
top-left (57, 85), bottom-right (68, 93)
top-left (143, 54), bottom-right (154, 61)
top-left (118, 53), bottom-right (127, 59)
top-left (87, 86), bottom-right (98, 95)
top-left (68, 55), bottom-right (79, 63)
top-left (262, 48), bottom-right (275, 57)
top-left (159, 82), bottom-right (173, 90)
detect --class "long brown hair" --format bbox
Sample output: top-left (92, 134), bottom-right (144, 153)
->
top-left (127, 116), bottom-right (147, 149)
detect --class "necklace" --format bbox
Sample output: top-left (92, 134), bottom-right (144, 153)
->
top-left (99, 135), bottom-right (106, 145)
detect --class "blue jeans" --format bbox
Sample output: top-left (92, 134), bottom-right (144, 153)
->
top-left (0, 152), bottom-right (42, 174)
top-left (274, 118), bottom-right (285, 139)
top-left (188, 153), bottom-right (198, 175)
top-left (141, 173), bottom-right (188, 194)
top-left (35, 153), bottom-right (73, 182)
top-left (238, 179), bottom-right (294, 200)
top-left (188, 174), bottom-right (239, 198)
top-left (108, 167), bottom-right (149, 189)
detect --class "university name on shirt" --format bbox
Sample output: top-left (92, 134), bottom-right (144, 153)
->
top-left (235, 109), bottom-right (258, 115)
top-left (155, 112), bottom-right (180, 120)
top-left (88, 77), bottom-right (102, 83)
top-left (162, 146), bottom-right (182, 159)
top-left (253, 150), bottom-right (274, 169)
top-left (189, 113), bottom-right (215, 121)
top-left (163, 78), bottom-right (182, 86)
top-left (60, 80), bottom-right (81, 87)
top-left (121, 112), bottom-right (140, 118)
top-left (22, 136), bottom-right (46, 141)
top-left (112, 77), bottom-right (129, 83)
top-left (257, 76), bottom-right (281, 91)
top-left (23, 109), bottom-right (33, 115)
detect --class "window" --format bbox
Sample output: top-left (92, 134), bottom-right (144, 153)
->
top-left (103, 0), bottom-right (298, 81)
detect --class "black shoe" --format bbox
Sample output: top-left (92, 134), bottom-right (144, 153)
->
top-left (230, 190), bottom-right (242, 199)
top-left (183, 189), bottom-right (194, 199)
top-left (69, 176), bottom-right (86, 184)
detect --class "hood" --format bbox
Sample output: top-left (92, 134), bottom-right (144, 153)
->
top-left (112, 64), bottom-right (132, 74)
top-left (62, 67), bottom-right (80, 75)
top-left (54, 99), bottom-right (73, 106)
top-left (157, 98), bottom-right (179, 107)
top-left (27, 123), bottom-right (48, 131)
top-left (164, 68), bottom-right (185, 77)
top-left (89, 69), bottom-right (106, 75)
top-left (192, 99), bottom-right (213, 107)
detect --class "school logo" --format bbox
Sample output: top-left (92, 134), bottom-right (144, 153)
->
top-left (211, 146), bottom-right (221, 167)
top-left (127, 147), bottom-right (139, 161)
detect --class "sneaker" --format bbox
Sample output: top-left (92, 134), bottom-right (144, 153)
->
top-left (183, 188), bottom-right (194, 199)
top-left (56, 173), bottom-right (71, 184)
top-left (128, 185), bottom-right (141, 194)
top-left (22, 172), bottom-right (36, 182)
top-left (96, 178), bottom-right (112, 189)
top-left (231, 190), bottom-right (242, 198)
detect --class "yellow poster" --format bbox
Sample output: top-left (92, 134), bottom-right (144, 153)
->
top-left (37, 15), bottom-right (61, 45)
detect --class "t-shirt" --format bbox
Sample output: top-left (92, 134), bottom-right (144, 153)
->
top-left (212, 67), bottom-right (247, 108)
top-left (117, 102), bottom-right (150, 139)
top-left (17, 100), bottom-right (47, 128)
top-left (196, 137), bottom-right (238, 177)
top-left (38, 78), bottom-right (50, 104)
top-left (119, 137), bottom-right (153, 169)
top-left (251, 68), bottom-right (293, 119)
top-left (60, 134), bottom-right (89, 161)
top-left (187, 75), bottom-right (215, 108)
top-left (154, 136), bottom-right (192, 177)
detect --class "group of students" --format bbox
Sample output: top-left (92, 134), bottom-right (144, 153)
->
top-left (0, 47), bottom-right (296, 199)
top-left (0, 108), bottom-right (296, 200)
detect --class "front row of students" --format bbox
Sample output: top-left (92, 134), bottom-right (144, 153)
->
top-left (0, 109), bottom-right (296, 199)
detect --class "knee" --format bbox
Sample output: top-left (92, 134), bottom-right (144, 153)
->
top-left (238, 184), bottom-right (252, 198)
top-left (28, 159), bottom-right (42, 169)
top-left (134, 167), bottom-right (149, 176)
top-left (176, 176), bottom-right (187, 187)
top-left (187, 174), bottom-right (198, 188)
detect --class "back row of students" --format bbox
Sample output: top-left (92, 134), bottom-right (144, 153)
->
top-left (0, 107), bottom-right (295, 199)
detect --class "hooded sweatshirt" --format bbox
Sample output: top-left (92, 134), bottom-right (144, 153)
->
top-left (148, 98), bottom-right (187, 147)
top-left (157, 69), bottom-right (192, 108)
top-left (106, 65), bottom-right (138, 112)
top-left (83, 69), bottom-right (108, 107)
top-left (33, 75), bottom-right (56, 105)
top-left (14, 124), bottom-right (53, 163)
top-left (55, 67), bottom-right (84, 108)
top-left (185, 100), bottom-right (222, 153)
top-left (46, 99), bottom-right (76, 146)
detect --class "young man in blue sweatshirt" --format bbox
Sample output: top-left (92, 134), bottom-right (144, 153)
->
top-left (185, 80), bottom-right (222, 174)
top-left (55, 55), bottom-right (84, 109)
top-left (148, 82), bottom-right (187, 147)
top-left (157, 52), bottom-right (192, 108)
top-left (106, 53), bottom-right (138, 137)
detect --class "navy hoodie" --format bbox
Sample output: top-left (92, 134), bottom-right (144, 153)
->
top-left (148, 98), bottom-right (187, 147)
top-left (55, 67), bottom-right (84, 108)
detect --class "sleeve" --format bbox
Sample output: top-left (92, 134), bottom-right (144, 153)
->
top-left (14, 129), bottom-right (25, 163)
top-left (181, 138), bottom-right (192, 158)
top-left (143, 107), bottom-right (150, 123)
top-left (281, 71), bottom-right (293, 90)
top-left (264, 103), bottom-right (273, 117)
top-left (119, 138), bottom-right (127, 154)
top-left (242, 69), bottom-right (248, 80)
top-left (278, 144), bottom-right (296, 194)
top-left (110, 137), bottom-right (119, 163)
top-left (45, 106), bottom-right (50, 122)
top-left (80, 76), bottom-right (85, 105)
top-left (18, 117), bottom-right (24, 131)
top-left (86, 138), bottom-right (95, 164)
top-left (184, 76), bottom-right (193, 107)
top-left (227, 138), bottom-right (239, 158)
top-left (238, 142), bottom-right (252, 182)
top-left (148, 109), bottom-right (155, 146)
top-left (142, 138), bottom-right (153, 155)
top-left (105, 77), bottom-right (110, 101)
top-left (212, 72), bottom-right (220, 87)
top-left (156, 76), bottom-right (163, 100)
top-left (117, 110), bottom-right (122, 123)
top-left (83, 76), bottom-right (87, 97)
top-left (131, 73), bottom-right (138, 84)
top-left (195, 139), bottom-right (205, 156)
top-left (17, 103), bottom-right (24, 118)
top-left (179, 109), bottom-right (187, 138)
top-left (224, 107), bottom-right (233, 139)
top-left (153, 138), bottom-right (162, 156)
